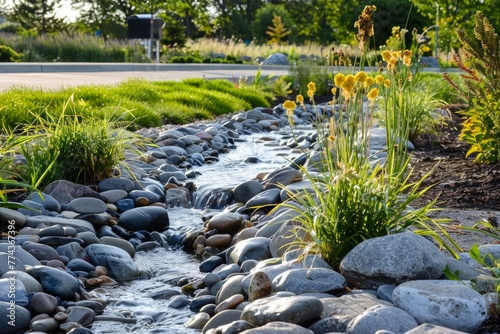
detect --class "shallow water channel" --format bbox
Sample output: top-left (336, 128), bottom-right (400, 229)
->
top-left (90, 129), bottom-right (303, 333)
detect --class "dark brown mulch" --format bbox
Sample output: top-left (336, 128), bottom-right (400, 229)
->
top-left (408, 111), bottom-right (500, 212)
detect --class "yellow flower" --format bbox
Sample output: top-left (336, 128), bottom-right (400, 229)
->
top-left (307, 89), bottom-right (315, 99)
top-left (341, 75), bottom-right (356, 93)
top-left (296, 94), bottom-right (304, 104)
top-left (283, 100), bottom-right (297, 111)
top-left (364, 77), bottom-right (375, 88)
top-left (403, 49), bottom-right (412, 66)
top-left (391, 50), bottom-right (402, 59)
top-left (307, 82), bottom-right (316, 93)
top-left (354, 71), bottom-right (368, 83)
top-left (331, 87), bottom-right (337, 96)
top-left (375, 75), bottom-right (384, 84)
top-left (367, 87), bottom-right (379, 100)
top-left (334, 73), bottom-right (345, 87)
top-left (384, 79), bottom-right (391, 88)
top-left (381, 50), bottom-right (391, 62)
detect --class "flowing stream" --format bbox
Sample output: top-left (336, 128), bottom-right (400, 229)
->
top-left (90, 129), bottom-right (303, 333)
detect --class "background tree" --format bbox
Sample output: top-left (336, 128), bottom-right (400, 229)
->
top-left (5, 0), bottom-right (67, 34)
top-left (409, 0), bottom-right (482, 56)
top-left (211, 0), bottom-right (264, 42)
top-left (71, 0), bottom-right (134, 39)
top-left (266, 14), bottom-right (290, 45)
top-left (252, 4), bottom-right (296, 44)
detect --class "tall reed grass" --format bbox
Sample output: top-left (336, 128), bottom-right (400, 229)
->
top-left (185, 37), bottom-right (349, 61)
top-left (0, 33), bottom-right (148, 62)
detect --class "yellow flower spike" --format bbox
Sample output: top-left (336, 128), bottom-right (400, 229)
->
top-left (307, 82), bottom-right (316, 93)
top-left (354, 71), bottom-right (368, 83)
top-left (334, 73), bottom-right (345, 87)
top-left (367, 87), bottom-right (379, 100)
top-left (364, 77), bottom-right (375, 88)
top-left (375, 75), bottom-right (384, 84)
top-left (341, 75), bottom-right (356, 93)
top-left (296, 94), bottom-right (304, 104)
top-left (307, 89), bottom-right (315, 99)
top-left (403, 49), bottom-right (412, 66)
top-left (283, 100), bottom-right (297, 111)
top-left (391, 50), bottom-right (402, 59)
top-left (384, 79), bottom-right (391, 88)
top-left (381, 50), bottom-right (391, 62)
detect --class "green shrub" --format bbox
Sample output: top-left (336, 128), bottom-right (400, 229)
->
top-left (444, 11), bottom-right (500, 163)
top-left (0, 45), bottom-right (22, 62)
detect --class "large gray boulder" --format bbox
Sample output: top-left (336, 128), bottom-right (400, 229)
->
top-left (339, 232), bottom-right (447, 289)
top-left (393, 280), bottom-right (487, 332)
top-left (261, 53), bottom-right (289, 65)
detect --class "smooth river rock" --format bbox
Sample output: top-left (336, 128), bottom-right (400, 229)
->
top-left (393, 280), bottom-right (487, 332)
top-left (0, 301), bottom-right (31, 334)
top-left (85, 244), bottom-right (139, 281)
top-left (30, 266), bottom-right (83, 300)
top-left (241, 295), bottom-right (323, 326)
top-left (118, 206), bottom-right (170, 232)
top-left (339, 232), bottom-right (447, 289)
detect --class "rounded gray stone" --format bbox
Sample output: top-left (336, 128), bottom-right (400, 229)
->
top-left (392, 280), bottom-right (487, 332)
top-left (272, 268), bottom-right (347, 294)
top-left (0, 301), bottom-right (31, 334)
top-left (69, 197), bottom-right (107, 214)
top-left (1, 270), bottom-right (42, 293)
top-left (229, 237), bottom-right (271, 265)
top-left (202, 309), bottom-right (242, 334)
top-left (100, 236), bottom-right (135, 258)
top-left (31, 292), bottom-right (58, 314)
top-left (339, 232), bottom-right (447, 289)
top-left (241, 295), bottom-right (323, 326)
top-left (85, 244), bottom-right (139, 281)
top-left (0, 278), bottom-right (29, 307)
top-left (30, 266), bottom-right (83, 300)
top-left (346, 305), bottom-right (418, 334)
top-left (118, 206), bottom-right (170, 232)
top-left (233, 180), bottom-right (263, 204)
top-left (97, 177), bottom-right (135, 192)
top-left (99, 189), bottom-right (129, 203)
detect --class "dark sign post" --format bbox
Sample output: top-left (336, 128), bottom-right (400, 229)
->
top-left (150, 0), bottom-right (154, 60)
top-left (127, 14), bottom-right (163, 62)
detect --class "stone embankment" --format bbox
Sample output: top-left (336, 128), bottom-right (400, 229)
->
top-left (0, 101), bottom-right (494, 334)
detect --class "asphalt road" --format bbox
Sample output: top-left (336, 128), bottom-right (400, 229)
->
top-left (0, 63), bottom-right (289, 91)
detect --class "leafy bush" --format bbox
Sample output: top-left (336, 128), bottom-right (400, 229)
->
top-left (444, 11), bottom-right (500, 163)
top-left (0, 45), bottom-right (22, 62)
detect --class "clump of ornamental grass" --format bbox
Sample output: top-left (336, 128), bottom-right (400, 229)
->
top-left (0, 130), bottom-right (38, 209)
top-left (3, 97), bottom-right (150, 189)
top-left (277, 66), bottom-right (460, 268)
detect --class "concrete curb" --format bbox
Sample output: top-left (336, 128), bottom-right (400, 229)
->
top-left (0, 63), bottom-right (289, 73)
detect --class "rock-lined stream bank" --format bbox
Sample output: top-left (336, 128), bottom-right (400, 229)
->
top-left (0, 102), bottom-right (496, 334)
